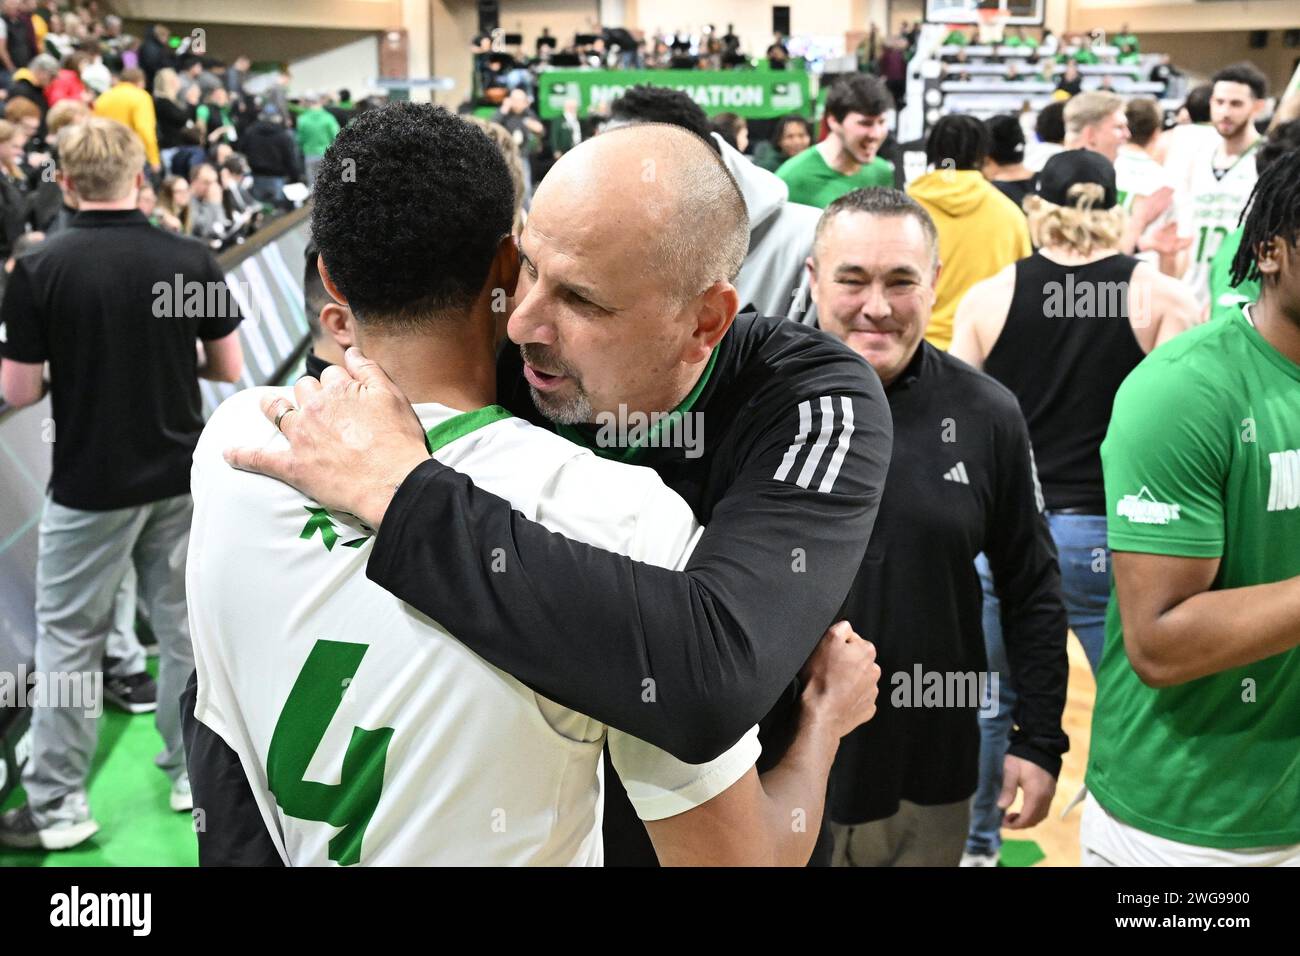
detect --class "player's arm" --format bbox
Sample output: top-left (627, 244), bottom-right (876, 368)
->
top-left (949, 266), bottom-right (1014, 370)
top-left (981, 398), bottom-right (1069, 824)
top-left (1115, 555), bottom-right (1300, 687)
top-left (196, 254), bottom-right (245, 382)
top-left (197, 331), bottom-right (243, 382)
top-left (0, 258), bottom-right (48, 407)
top-left (638, 624), bottom-right (880, 866)
top-left (1101, 362), bottom-right (1300, 687)
top-left (230, 352), bottom-right (892, 765)
top-left (0, 359), bottom-right (45, 407)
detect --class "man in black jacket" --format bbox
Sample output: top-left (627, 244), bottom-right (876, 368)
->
top-left (806, 188), bottom-right (1068, 866)
top-left (240, 105), bottom-right (299, 208)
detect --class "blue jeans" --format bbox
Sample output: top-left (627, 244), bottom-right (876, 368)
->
top-left (966, 512), bottom-right (1109, 855)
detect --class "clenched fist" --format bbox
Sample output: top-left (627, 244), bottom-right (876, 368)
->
top-left (798, 621), bottom-right (881, 739)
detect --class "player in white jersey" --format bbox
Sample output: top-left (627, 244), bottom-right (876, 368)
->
top-left (184, 103), bottom-right (880, 866)
top-left (1173, 62), bottom-right (1268, 310)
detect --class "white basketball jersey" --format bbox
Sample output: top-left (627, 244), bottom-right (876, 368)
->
top-left (1176, 140), bottom-right (1259, 308)
top-left (187, 388), bottom-right (760, 866)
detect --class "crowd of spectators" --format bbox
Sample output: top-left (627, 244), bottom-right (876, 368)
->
top-left (0, 2), bottom-right (356, 261)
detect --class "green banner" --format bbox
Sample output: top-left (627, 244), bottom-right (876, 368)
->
top-left (536, 69), bottom-right (812, 120)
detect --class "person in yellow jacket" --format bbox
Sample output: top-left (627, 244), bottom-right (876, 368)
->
top-left (908, 115), bottom-right (1031, 349)
top-left (92, 67), bottom-right (160, 173)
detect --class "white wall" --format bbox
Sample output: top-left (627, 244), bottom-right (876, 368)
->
top-left (287, 35), bottom-right (381, 97)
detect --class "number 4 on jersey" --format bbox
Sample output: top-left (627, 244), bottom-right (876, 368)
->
top-left (267, 640), bottom-right (394, 866)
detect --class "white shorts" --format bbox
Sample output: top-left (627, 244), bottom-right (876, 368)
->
top-left (1081, 793), bottom-right (1300, 867)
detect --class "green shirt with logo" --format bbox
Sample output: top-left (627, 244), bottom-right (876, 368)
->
top-left (1089, 307), bottom-right (1300, 849)
top-left (776, 146), bottom-right (894, 209)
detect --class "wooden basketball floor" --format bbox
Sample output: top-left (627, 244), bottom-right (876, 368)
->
top-left (1002, 632), bottom-right (1095, 866)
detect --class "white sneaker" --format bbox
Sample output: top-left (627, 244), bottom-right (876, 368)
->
top-left (0, 802), bottom-right (100, 850)
top-left (169, 775), bottom-right (193, 812)
top-left (960, 850), bottom-right (1000, 867)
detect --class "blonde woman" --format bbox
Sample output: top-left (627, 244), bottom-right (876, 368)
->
top-left (0, 120), bottom-right (32, 258)
top-left (948, 149), bottom-right (1198, 866)
top-left (154, 67), bottom-right (199, 175)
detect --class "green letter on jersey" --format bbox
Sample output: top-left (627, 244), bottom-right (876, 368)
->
top-left (267, 640), bottom-right (393, 866)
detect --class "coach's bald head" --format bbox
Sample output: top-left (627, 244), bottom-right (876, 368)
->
top-left (508, 124), bottom-right (747, 425)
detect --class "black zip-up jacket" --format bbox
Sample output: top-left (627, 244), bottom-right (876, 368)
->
top-left (827, 343), bottom-right (1069, 825)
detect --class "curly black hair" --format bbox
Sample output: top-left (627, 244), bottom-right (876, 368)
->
top-left (926, 114), bottom-right (989, 170)
top-left (608, 85), bottom-right (717, 151)
top-left (310, 102), bottom-right (514, 328)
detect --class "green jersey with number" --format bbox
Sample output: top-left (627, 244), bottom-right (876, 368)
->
top-left (1175, 140), bottom-right (1259, 310)
top-left (1088, 307), bottom-right (1300, 849)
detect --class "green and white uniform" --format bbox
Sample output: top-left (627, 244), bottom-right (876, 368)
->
top-left (187, 388), bottom-right (760, 866)
top-left (1086, 307), bottom-right (1300, 859)
top-left (1175, 140), bottom-right (1259, 310)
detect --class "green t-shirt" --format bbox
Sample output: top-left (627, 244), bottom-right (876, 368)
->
top-left (942, 30), bottom-right (969, 46)
top-left (776, 146), bottom-right (894, 209)
top-left (1089, 308), bottom-right (1300, 849)
top-left (1207, 226), bottom-right (1261, 324)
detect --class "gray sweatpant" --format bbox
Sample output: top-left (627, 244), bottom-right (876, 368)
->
top-left (22, 493), bottom-right (195, 816)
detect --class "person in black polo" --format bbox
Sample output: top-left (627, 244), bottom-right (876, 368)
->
top-left (806, 188), bottom-right (1069, 866)
top-left (224, 121), bottom-right (894, 866)
top-left (0, 117), bottom-right (243, 851)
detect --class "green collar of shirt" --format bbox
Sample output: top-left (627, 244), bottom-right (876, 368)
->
top-left (554, 346), bottom-right (719, 463)
top-left (424, 404), bottom-right (513, 454)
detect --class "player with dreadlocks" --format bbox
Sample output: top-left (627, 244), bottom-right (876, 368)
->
top-left (1078, 144), bottom-right (1300, 865)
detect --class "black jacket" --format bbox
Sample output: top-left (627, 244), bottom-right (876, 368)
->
top-left (827, 343), bottom-right (1069, 825)
top-left (240, 120), bottom-right (299, 178)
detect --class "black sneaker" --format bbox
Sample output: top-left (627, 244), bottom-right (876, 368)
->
top-left (104, 671), bottom-right (158, 714)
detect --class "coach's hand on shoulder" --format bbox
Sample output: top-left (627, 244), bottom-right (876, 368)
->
top-left (798, 621), bottom-right (880, 739)
top-left (224, 348), bottom-right (430, 529)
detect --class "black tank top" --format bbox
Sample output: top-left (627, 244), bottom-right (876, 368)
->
top-left (983, 251), bottom-right (1146, 510)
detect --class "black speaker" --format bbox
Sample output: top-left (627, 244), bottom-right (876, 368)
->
top-left (1249, 31), bottom-right (1268, 49)
top-left (1285, 30), bottom-right (1300, 48)
top-left (477, 0), bottom-right (499, 35)
top-left (773, 5), bottom-right (790, 37)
